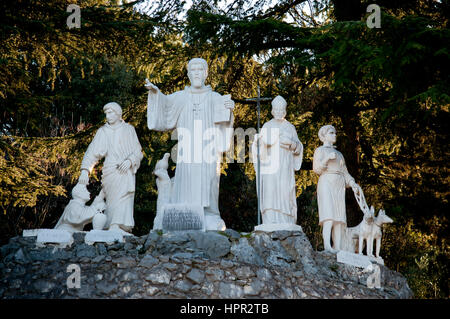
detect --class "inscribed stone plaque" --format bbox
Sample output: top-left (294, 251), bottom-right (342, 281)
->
top-left (162, 204), bottom-right (205, 231)
top-left (336, 250), bottom-right (372, 268)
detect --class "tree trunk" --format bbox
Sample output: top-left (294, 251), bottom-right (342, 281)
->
top-left (331, 0), bottom-right (365, 227)
top-left (339, 108), bottom-right (362, 227)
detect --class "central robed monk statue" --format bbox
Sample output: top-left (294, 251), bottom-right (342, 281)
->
top-left (145, 58), bottom-right (235, 231)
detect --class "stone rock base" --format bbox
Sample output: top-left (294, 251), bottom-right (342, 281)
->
top-left (254, 223), bottom-right (303, 233)
top-left (0, 229), bottom-right (413, 299)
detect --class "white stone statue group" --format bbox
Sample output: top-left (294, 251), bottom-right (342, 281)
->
top-left (54, 57), bottom-right (391, 258)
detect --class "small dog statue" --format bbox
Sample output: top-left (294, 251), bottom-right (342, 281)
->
top-left (372, 209), bottom-right (393, 258)
top-left (153, 153), bottom-right (172, 230)
top-left (341, 206), bottom-right (393, 258)
top-left (357, 205), bottom-right (376, 256)
top-left (341, 205), bottom-right (375, 255)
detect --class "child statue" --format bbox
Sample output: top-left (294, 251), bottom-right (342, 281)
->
top-left (313, 125), bottom-right (360, 252)
top-left (54, 183), bottom-right (106, 232)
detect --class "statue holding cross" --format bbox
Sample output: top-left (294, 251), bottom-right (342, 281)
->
top-left (244, 86), bottom-right (272, 225)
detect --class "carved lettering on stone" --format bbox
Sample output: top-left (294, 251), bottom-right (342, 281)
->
top-left (162, 204), bottom-right (205, 231)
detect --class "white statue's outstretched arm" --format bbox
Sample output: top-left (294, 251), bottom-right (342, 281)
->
top-left (342, 162), bottom-right (358, 190)
top-left (144, 78), bottom-right (159, 94)
top-left (146, 80), bottom-right (182, 131)
top-left (79, 128), bottom-right (107, 184)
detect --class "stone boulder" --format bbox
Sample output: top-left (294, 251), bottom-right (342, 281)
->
top-left (0, 228), bottom-right (413, 299)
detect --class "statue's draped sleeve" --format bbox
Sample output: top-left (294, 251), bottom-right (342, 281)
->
top-left (342, 159), bottom-right (355, 187)
top-left (123, 124), bottom-right (143, 174)
top-left (313, 146), bottom-right (355, 187)
top-left (81, 127), bottom-right (107, 173)
top-left (257, 121), bottom-right (302, 171)
top-left (289, 123), bottom-right (303, 171)
top-left (313, 147), bottom-right (327, 176)
top-left (147, 89), bottom-right (183, 131)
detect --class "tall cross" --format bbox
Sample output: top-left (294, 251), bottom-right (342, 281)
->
top-left (245, 85), bottom-right (272, 226)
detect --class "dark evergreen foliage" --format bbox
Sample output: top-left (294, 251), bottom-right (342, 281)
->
top-left (0, 0), bottom-right (448, 298)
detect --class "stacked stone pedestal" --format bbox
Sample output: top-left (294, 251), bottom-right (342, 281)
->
top-left (0, 229), bottom-right (412, 299)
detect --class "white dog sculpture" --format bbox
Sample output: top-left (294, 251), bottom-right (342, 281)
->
top-left (152, 153), bottom-right (172, 230)
top-left (371, 209), bottom-right (393, 257)
top-left (341, 187), bottom-right (393, 258)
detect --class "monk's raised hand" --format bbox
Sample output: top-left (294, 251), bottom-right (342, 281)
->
top-left (293, 142), bottom-right (302, 155)
top-left (351, 181), bottom-right (361, 195)
top-left (118, 159), bottom-right (132, 174)
top-left (223, 95), bottom-right (235, 110)
top-left (144, 78), bottom-right (158, 94)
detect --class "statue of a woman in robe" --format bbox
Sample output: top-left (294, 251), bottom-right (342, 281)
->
top-left (313, 125), bottom-right (360, 252)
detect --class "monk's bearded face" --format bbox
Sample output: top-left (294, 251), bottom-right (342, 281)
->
top-left (188, 63), bottom-right (207, 88)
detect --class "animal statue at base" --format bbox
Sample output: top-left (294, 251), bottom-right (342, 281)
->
top-left (341, 187), bottom-right (393, 258)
